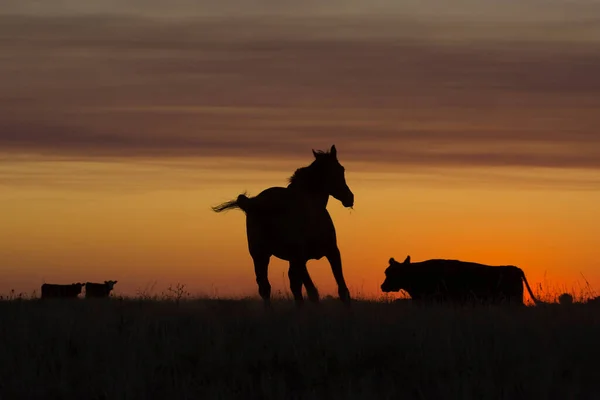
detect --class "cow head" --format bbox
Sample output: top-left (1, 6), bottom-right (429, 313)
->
top-left (104, 280), bottom-right (118, 291)
top-left (380, 255), bottom-right (411, 292)
top-left (73, 282), bottom-right (85, 294)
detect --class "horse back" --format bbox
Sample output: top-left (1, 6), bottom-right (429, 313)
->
top-left (245, 187), bottom-right (337, 260)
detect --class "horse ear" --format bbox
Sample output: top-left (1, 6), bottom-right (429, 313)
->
top-left (389, 257), bottom-right (395, 264)
top-left (330, 145), bottom-right (337, 158)
top-left (404, 255), bottom-right (411, 264)
top-left (312, 149), bottom-right (318, 159)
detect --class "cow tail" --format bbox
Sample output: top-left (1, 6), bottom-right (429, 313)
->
top-left (521, 270), bottom-right (539, 305)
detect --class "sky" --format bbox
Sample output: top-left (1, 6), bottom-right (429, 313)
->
top-left (1, 1), bottom-right (600, 300)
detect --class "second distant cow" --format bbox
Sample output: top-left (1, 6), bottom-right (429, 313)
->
top-left (41, 282), bottom-right (85, 299)
top-left (85, 280), bottom-right (118, 298)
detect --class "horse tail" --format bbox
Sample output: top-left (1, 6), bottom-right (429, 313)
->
top-left (520, 268), bottom-right (539, 305)
top-left (211, 192), bottom-right (252, 213)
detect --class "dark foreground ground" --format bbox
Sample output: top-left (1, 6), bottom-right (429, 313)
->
top-left (1, 297), bottom-right (600, 400)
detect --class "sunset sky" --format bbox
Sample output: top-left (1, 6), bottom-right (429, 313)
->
top-left (1, 1), bottom-right (600, 299)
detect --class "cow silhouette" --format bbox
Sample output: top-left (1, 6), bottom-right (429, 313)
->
top-left (381, 255), bottom-right (539, 306)
top-left (212, 145), bottom-right (354, 308)
top-left (586, 296), bottom-right (600, 305)
top-left (84, 280), bottom-right (117, 298)
top-left (41, 283), bottom-right (85, 299)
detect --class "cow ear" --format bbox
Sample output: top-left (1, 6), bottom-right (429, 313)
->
top-left (404, 255), bottom-right (411, 264)
top-left (389, 257), bottom-right (395, 264)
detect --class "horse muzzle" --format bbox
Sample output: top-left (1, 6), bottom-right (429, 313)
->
top-left (341, 192), bottom-right (354, 208)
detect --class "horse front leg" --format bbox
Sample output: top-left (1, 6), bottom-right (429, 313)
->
top-left (326, 247), bottom-right (351, 306)
top-left (300, 264), bottom-right (320, 304)
top-left (252, 255), bottom-right (272, 309)
top-left (288, 260), bottom-right (306, 307)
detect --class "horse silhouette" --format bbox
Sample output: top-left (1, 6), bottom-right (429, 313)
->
top-left (212, 145), bottom-right (354, 307)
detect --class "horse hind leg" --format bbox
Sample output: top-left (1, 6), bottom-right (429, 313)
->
top-left (326, 247), bottom-right (351, 306)
top-left (252, 255), bottom-right (272, 308)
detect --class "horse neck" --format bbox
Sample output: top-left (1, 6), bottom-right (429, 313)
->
top-left (287, 167), bottom-right (329, 208)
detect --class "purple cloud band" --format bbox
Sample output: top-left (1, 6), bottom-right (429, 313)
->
top-left (1, 15), bottom-right (599, 170)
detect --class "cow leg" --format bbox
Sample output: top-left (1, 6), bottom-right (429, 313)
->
top-left (252, 255), bottom-right (272, 308)
top-left (288, 261), bottom-right (305, 307)
top-left (326, 247), bottom-right (351, 306)
top-left (300, 264), bottom-right (320, 304)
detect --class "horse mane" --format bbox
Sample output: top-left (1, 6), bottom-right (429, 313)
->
top-left (287, 166), bottom-right (311, 186)
top-left (312, 149), bottom-right (331, 157)
top-left (287, 149), bottom-right (332, 186)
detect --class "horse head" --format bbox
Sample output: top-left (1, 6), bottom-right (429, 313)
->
top-left (312, 145), bottom-right (354, 208)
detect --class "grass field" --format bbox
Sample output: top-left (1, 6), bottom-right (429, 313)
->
top-left (1, 292), bottom-right (600, 400)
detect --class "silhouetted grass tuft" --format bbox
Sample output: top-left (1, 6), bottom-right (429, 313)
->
top-left (1, 290), bottom-right (600, 399)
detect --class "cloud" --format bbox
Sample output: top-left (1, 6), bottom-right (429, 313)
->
top-left (1, 14), bottom-right (600, 172)
top-left (3, 118), bottom-right (600, 171)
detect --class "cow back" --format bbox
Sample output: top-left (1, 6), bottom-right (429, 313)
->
top-left (41, 283), bottom-right (82, 299)
top-left (407, 260), bottom-right (525, 305)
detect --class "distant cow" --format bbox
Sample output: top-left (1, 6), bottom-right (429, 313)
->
top-left (586, 296), bottom-right (600, 305)
top-left (84, 280), bottom-right (118, 298)
top-left (41, 283), bottom-right (85, 299)
top-left (380, 255), bottom-right (539, 306)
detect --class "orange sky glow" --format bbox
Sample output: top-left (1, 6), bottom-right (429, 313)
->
top-left (1, 1), bottom-right (600, 300)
